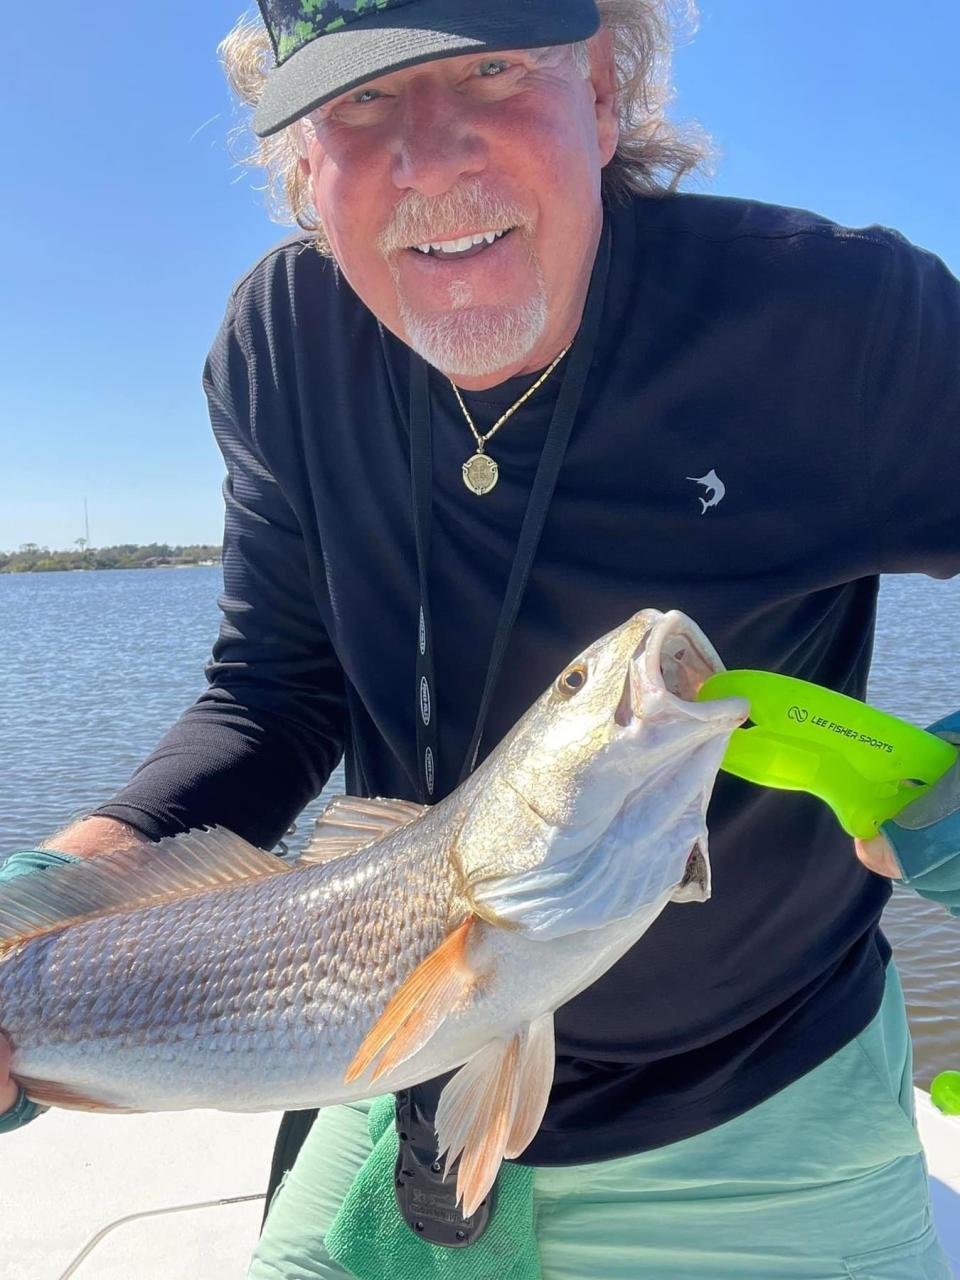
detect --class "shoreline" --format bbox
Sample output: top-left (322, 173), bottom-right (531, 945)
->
top-left (0, 561), bottom-right (222, 576)
top-left (0, 545), bottom-right (222, 575)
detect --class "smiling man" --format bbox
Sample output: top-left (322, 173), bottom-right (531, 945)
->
top-left (304, 49), bottom-right (611, 381)
top-left (257, 0), bottom-right (613, 386)
top-left (3, 1), bottom-right (959, 1277)
top-left (295, 40), bottom-right (614, 386)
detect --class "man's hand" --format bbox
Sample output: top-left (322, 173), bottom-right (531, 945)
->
top-left (40, 815), bottom-right (150, 859)
top-left (855, 831), bottom-right (903, 878)
top-left (855, 713), bottom-right (960, 890)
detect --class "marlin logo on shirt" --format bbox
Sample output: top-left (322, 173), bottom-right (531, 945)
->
top-left (687, 470), bottom-right (726, 514)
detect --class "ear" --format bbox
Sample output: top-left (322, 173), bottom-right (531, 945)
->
top-left (587, 29), bottom-right (619, 166)
top-left (295, 120), bottom-right (313, 179)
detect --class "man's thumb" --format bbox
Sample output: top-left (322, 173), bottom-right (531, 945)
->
top-left (855, 832), bottom-right (902, 879)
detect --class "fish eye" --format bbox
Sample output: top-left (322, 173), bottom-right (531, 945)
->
top-left (557, 663), bottom-right (588, 697)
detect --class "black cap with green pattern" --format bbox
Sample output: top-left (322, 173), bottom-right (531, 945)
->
top-left (253, 0), bottom-right (600, 136)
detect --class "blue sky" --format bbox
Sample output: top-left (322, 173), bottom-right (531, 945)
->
top-left (3, 1), bottom-right (957, 551)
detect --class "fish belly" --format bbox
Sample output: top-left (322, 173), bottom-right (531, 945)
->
top-left (364, 905), bottom-right (667, 1097)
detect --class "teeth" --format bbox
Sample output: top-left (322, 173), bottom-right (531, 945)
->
top-left (412, 228), bottom-right (510, 255)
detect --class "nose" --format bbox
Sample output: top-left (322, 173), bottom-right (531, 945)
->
top-left (391, 81), bottom-right (486, 196)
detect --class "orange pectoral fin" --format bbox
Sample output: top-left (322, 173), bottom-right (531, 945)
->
top-left (344, 915), bottom-right (476, 1085)
top-left (15, 1076), bottom-right (139, 1113)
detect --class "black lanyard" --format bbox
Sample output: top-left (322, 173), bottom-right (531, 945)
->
top-left (410, 219), bottom-right (611, 803)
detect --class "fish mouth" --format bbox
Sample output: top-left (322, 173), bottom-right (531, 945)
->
top-left (617, 611), bottom-right (745, 906)
top-left (615, 610), bottom-right (746, 729)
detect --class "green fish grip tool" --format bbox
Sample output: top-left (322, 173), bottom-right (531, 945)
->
top-left (696, 671), bottom-right (958, 840)
top-left (931, 1071), bottom-right (960, 1116)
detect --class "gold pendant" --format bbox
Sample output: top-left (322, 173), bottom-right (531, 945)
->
top-left (462, 452), bottom-right (499, 495)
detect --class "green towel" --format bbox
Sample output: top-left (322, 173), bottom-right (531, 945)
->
top-left (325, 1095), bottom-right (540, 1280)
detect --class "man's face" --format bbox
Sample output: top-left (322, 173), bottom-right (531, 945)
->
top-left (298, 35), bottom-right (618, 388)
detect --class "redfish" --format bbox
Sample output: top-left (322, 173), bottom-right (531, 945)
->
top-left (0, 609), bottom-right (746, 1214)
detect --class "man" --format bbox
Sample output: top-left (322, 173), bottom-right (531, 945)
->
top-left (2, 1), bottom-right (959, 1275)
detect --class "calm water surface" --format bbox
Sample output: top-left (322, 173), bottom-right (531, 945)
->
top-left (0, 567), bottom-right (958, 1083)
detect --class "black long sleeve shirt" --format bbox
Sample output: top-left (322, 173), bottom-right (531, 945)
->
top-left (96, 193), bottom-right (960, 1162)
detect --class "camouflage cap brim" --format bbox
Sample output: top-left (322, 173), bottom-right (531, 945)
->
top-left (253, 0), bottom-right (600, 136)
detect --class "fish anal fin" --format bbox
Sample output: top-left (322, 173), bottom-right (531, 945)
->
top-left (300, 796), bottom-right (428, 865)
top-left (435, 1032), bottom-right (530, 1218)
top-left (504, 1012), bottom-right (555, 1159)
top-left (15, 1076), bottom-right (138, 1114)
top-left (344, 915), bottom-right (475, 1085)
top-left (0, 828), bottom-right (288, 954)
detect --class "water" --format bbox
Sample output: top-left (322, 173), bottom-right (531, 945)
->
top-left (0, 567), bottom-right (958, 1084)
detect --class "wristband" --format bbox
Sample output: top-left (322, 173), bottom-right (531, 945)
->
top-left (0, 1086), bottom-right (45, 1134)
top-left (0, 848), bottom-right (83, 882)
top-left (0, 847), bottom-right (82, 1134)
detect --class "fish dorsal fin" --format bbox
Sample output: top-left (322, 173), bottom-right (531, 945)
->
top-left (299, 796), bottom-right (427, 865)
top-left (0, 828), bottom-right (288, 952)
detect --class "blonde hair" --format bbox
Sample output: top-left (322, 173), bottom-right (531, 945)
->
top-left (220, 1), bottom-right (710, 253)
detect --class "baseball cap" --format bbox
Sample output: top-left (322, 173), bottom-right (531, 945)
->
top-left (253, 0), bottom-right (601, 137)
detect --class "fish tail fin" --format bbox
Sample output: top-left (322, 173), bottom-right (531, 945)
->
top-left (435, 1012), bottom-right (555, 1218)
top-left (344, 915), bottom-right (476, 1085)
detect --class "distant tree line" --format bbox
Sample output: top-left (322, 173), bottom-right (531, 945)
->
top-left (0, 544), bottom-right (223, 574)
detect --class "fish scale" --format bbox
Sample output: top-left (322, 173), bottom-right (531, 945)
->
top-left (0, 821), bottom-right (457, 1108)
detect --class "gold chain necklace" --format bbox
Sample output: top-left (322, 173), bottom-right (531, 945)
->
top-left (450, 345), bottom-right (571, 495)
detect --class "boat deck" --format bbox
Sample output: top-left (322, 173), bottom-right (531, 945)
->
top-left (4, 1108), bottom-right (276, 1278)
top-left (3, 1093), bottom-right (959, 1278)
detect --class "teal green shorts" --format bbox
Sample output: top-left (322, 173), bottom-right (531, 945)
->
top-left (249, 963), bottom-right (950, 1278)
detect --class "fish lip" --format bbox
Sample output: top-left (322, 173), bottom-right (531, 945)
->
top-left (619, 611), bottom-right (747, 728)
top-left (647, 611), bottom-right (723, 696)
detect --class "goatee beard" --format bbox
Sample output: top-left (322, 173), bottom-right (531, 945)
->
top-left (397, 293), bottom-right (548, 378)
top-left (380, 179), bottom-right (547, 377)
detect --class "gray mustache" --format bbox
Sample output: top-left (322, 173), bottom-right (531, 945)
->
top-left (378, 182), bottom-right (527, 253)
